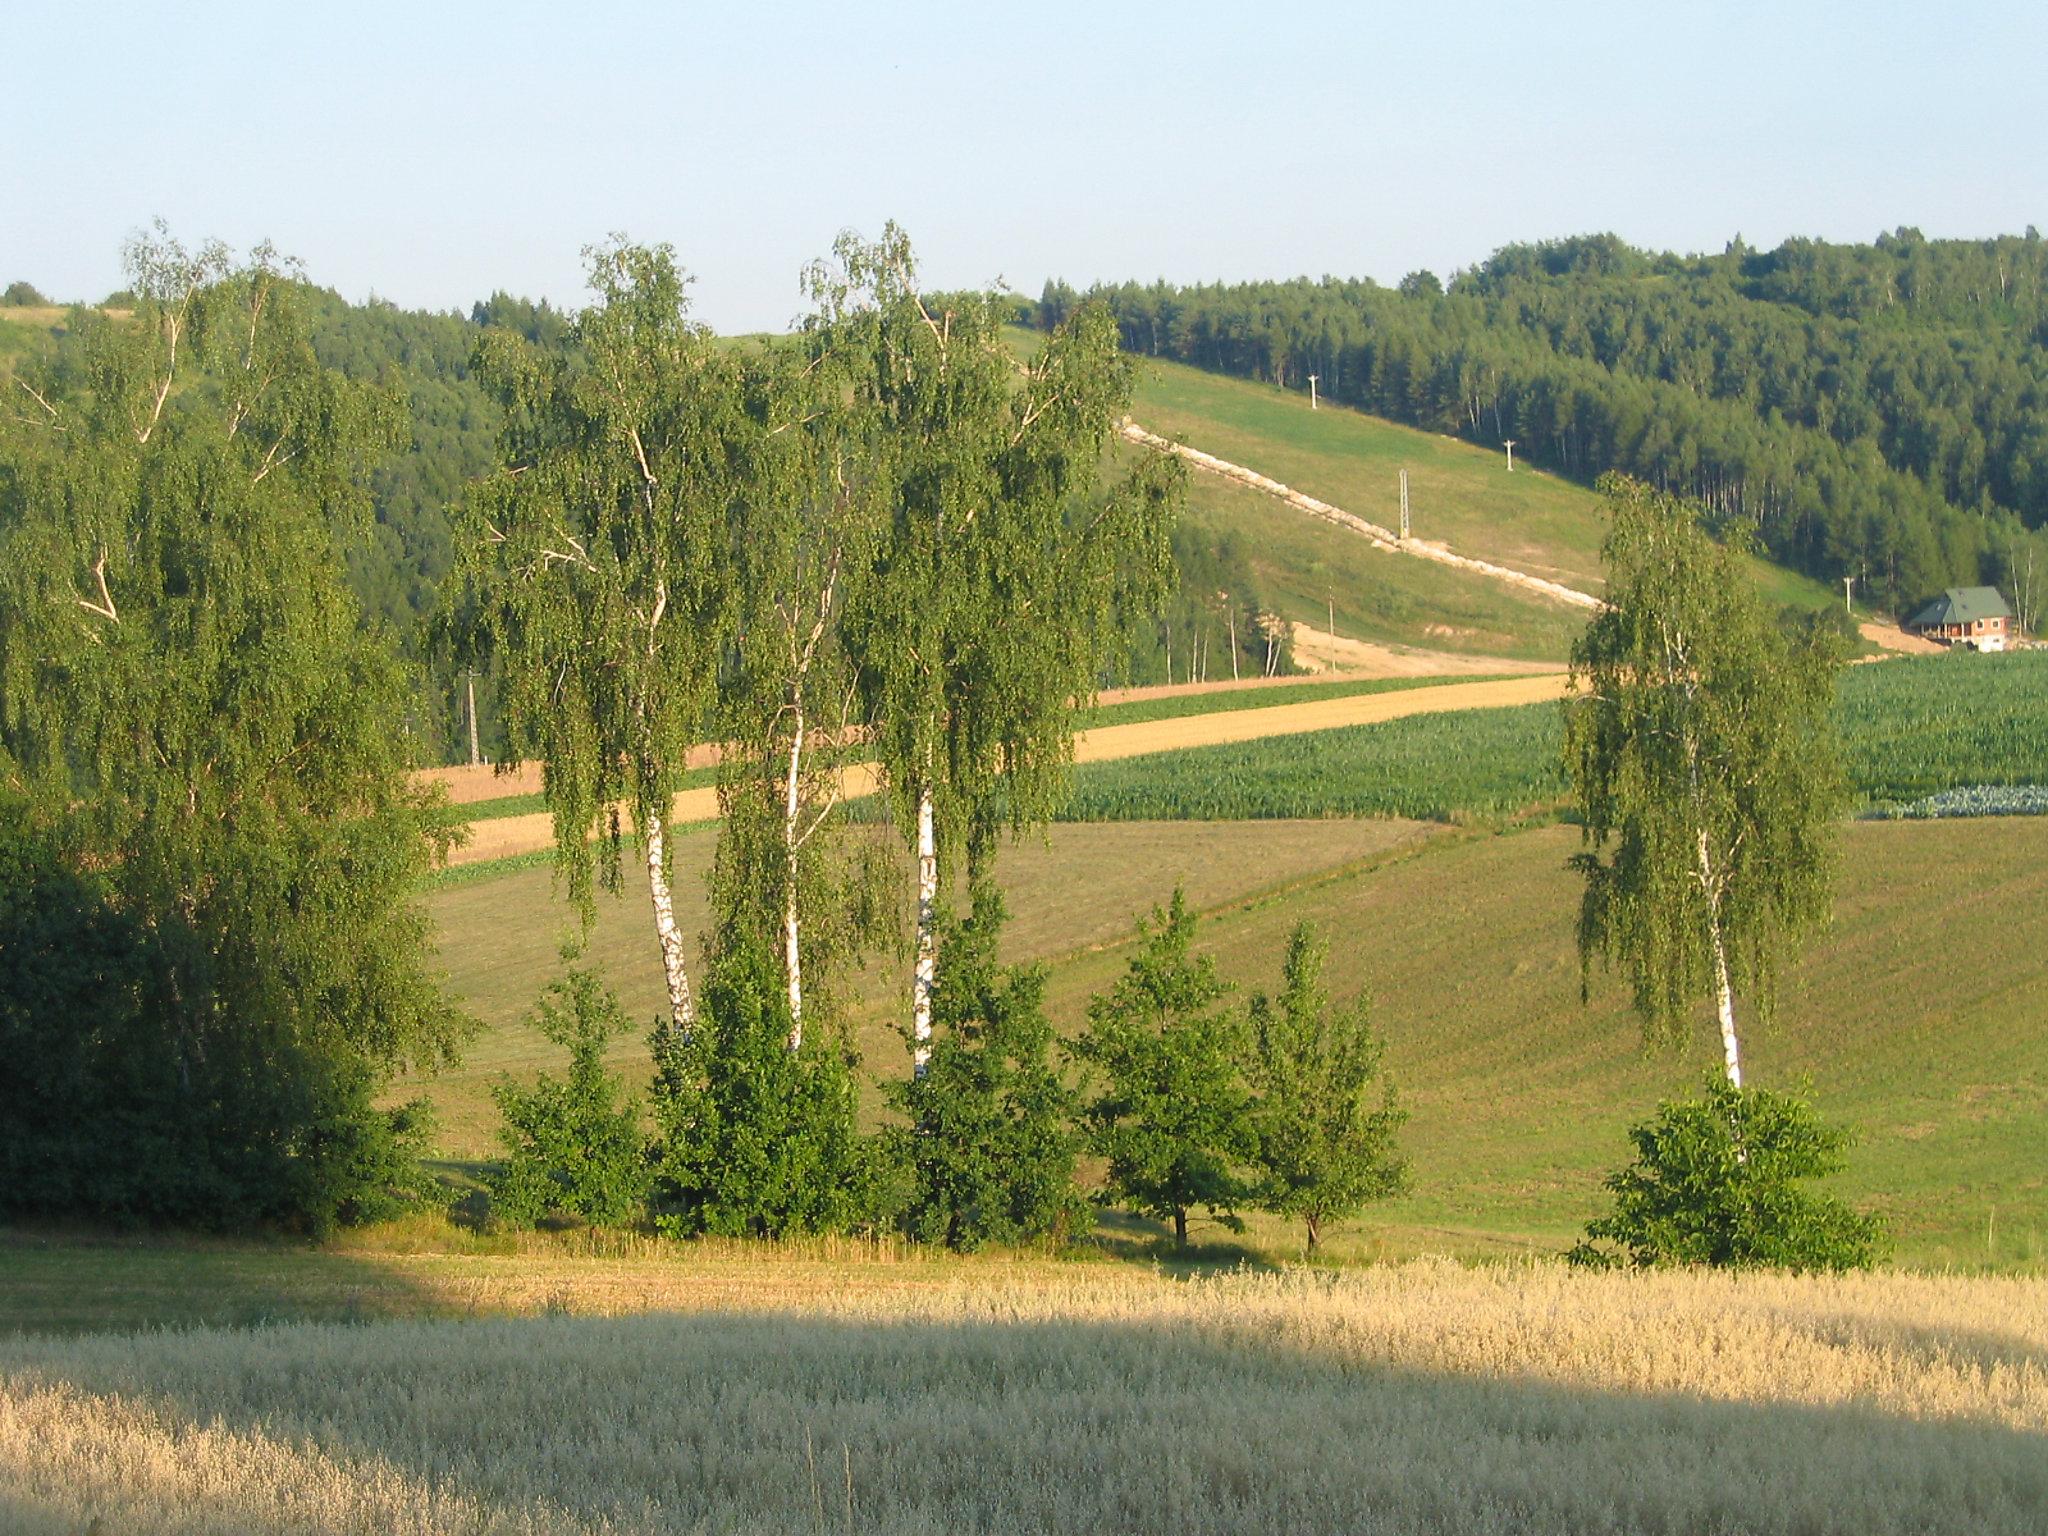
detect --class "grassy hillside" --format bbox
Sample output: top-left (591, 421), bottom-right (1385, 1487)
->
top-left (1115, 346), bottom-right (1845, 661)
top-left (416, 813), bottom-right (2048, 1269)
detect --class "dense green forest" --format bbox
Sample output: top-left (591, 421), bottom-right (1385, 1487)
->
top-left (1046, 229), bottom-right (2048, 619)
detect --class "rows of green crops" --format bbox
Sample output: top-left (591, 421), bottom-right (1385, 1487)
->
top-left (1057, 651), bottom-right (2048, 824)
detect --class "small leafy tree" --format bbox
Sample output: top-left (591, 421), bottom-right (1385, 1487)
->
top-left (3, 280), bottom-right (47, 307)
top-left (1565, 474), bottom-right (1845, 1086)
top-left (888, 885), bottom-right (1089, 1251)
top-left (648, 952), bottom-right (869, 1238)
top-left (489, 967), bottom-right (650, 1229)
top-left (1246, 923), bottom-right (1407, 1252)
top-left (1569, 1079), bottom-right (1885, 1271)
top-left (1074, 888), bottom-right (1254, 1247)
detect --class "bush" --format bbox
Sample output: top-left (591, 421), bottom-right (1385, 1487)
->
top-left (2, 280), bottom-right (46, 307)
top-left (1569, 1079), bottom-right (1885, 1271)
top-left (489, 968), bottom-right (650, 1229)
top-left (649, 953), bottom-right (871, 1239)
top-left (0, 805), bottom-right (447, 1234)
top-left (887, 890), bottom-right (1089, 1251)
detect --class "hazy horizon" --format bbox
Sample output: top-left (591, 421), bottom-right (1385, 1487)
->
top-left (7, 1), bottom-right (2045, 330)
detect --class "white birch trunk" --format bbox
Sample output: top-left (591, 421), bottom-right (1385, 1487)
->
top-left (782, 707), bottom-right (805, 1049)
top-left (646, 813), bottom-right (695, 1036)
top-left (1696, 829), bottom-right (1741, 1088)
top-left (912, 781), bottom-right (937, 1076)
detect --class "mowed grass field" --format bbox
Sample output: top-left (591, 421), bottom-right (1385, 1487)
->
top-left (412, 812), bottom-right (2048, 1270)
top-left (4, 1260), bottom-right (2044, 1534)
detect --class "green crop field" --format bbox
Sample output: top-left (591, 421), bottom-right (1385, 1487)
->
top-left (1062, 702), bottom-right (1563, 824)
top-left (1057, 651), bottom-right (2048, 825)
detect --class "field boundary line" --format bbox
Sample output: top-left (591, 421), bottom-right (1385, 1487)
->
top-left (1119, 419), bottom-right (1605, 611)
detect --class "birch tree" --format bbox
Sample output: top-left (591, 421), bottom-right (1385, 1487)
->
top-left (1564, 474), bottom-right (1844, 1086)
top-left (461, 240), bottom-right (739, 1038)
top-left (830, 225), bottom-right (1179, 1071)
top-left (708, 327), bottom-right (890, 1045)
top-left (0, 231), bottom-right (467, 1228)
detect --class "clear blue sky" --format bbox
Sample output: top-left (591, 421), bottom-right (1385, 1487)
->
top-left (6, 1), bottom-right (2044, 332)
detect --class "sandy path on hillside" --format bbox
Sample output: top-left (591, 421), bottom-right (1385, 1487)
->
top-left (444, 673), bottom-right (1567, 867)
top-left (1286, 623), bottom-right (1564, 677)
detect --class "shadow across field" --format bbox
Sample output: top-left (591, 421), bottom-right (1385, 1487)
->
top-left (2, 1300), bottom-right (2043, 1534)
top-left (0, 1227), bottom-right (452, 1337)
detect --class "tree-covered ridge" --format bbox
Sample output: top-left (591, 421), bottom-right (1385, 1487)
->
top-left (1054, 229), bottom-right (2048, 616)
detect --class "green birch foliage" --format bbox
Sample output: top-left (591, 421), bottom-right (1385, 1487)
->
top-left (706, 329), bottom-right (893, 1008)
top-left (647, 952), bottom-right (870, 1239)
top-left (1074, 887), bottom-right (1255, 1246)
top-left (1247, 923), bottom-right (1407, 1251)
top-left (489, 967), bottom-right (650, 1229)
top-left (0, 229), bottom-right (467, 1229)
top-left (888, 886), bottom-right (1090, 1250)
top-left (459, 240), bottom-right (741, 915)
top-left (830, 225), bottom-right (1181, 871)
top-left (1569, 1079), bottom-right (1885, 1271)
top-left (1564, 474), bottom-right (1846, 1047)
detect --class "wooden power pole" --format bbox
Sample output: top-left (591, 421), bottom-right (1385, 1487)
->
top-left (466, 670), bottom-right (481, 767)
top-left (1308, 373), bottom-right (1319, 410)
top-left (1399, 468), bottom-right (1410, 540)
top-left (1503, 439), bottom-right (1518, 472)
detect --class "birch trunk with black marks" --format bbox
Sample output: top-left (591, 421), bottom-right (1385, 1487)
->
top-left (646, 813), bottom-right (695, 1035)
top-left (912, 780), bottom-right (937, 1075)
top-left (1698, 830), bottom-right (1742, 1088)
top-left (782, 703), bottom-right (806, 1047)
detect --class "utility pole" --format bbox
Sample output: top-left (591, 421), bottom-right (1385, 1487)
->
top-left (1327, 592), bottom-right (1337, 669)
top-left (466, 670), bottom-right (481, 767)
top-left (1399, 468), bottom-right (1410, 541)
top-left (1503, 439), bottom-right (1517, 472)
top-left (1842, 575), bottom-right (1856, 617)
top-left (1307, 373), bottom-right (1319, 410)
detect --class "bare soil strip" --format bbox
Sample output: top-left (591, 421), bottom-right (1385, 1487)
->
top-left (442, 674), bottom-right (1566, 867)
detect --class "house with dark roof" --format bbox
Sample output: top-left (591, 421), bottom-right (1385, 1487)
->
top-left (1904, 587), bottom-right (2014, 652)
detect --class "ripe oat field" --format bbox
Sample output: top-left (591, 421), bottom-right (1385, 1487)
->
top-left (2, 1259), bottom-right (2042, 1534)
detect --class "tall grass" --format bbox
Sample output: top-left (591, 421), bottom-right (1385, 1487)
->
top-left (3, 1260), bottom-right (2042, 1534)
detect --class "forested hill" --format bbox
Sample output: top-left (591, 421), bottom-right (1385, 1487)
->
top-left (1046, 229), bottom-right (2048, 616)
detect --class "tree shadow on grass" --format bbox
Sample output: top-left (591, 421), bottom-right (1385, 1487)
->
top-left (0, 1224), bottom-right (457, 1338)
top-left (3, 1298), bottom-right (2043, 1535)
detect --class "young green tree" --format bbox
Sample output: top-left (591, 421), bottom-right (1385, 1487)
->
top-left (489, 965), bottom-right (650, 1229)
top-left (1074, 888), bottom-right (1254, 1247)
top-left (1564, 474), bottom-right (1846, 1086)
top-left (829, 225), bottom-right (1180, 1072)
top-left (1246, 922), bottom-right (1407, 1252)
top-left (0, 229), bottom-right (468, 1229)
top-left (460, 240), bottom-right (742, 1037)
top-left (887, 884), bottom-right (1089, 1251)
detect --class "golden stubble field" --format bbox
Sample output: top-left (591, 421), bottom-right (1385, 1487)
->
top-left (2, 1258), bottom-right (2042, 1534)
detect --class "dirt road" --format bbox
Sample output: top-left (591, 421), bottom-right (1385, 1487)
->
top-left (443, 673), bottom-right (1567, 867)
